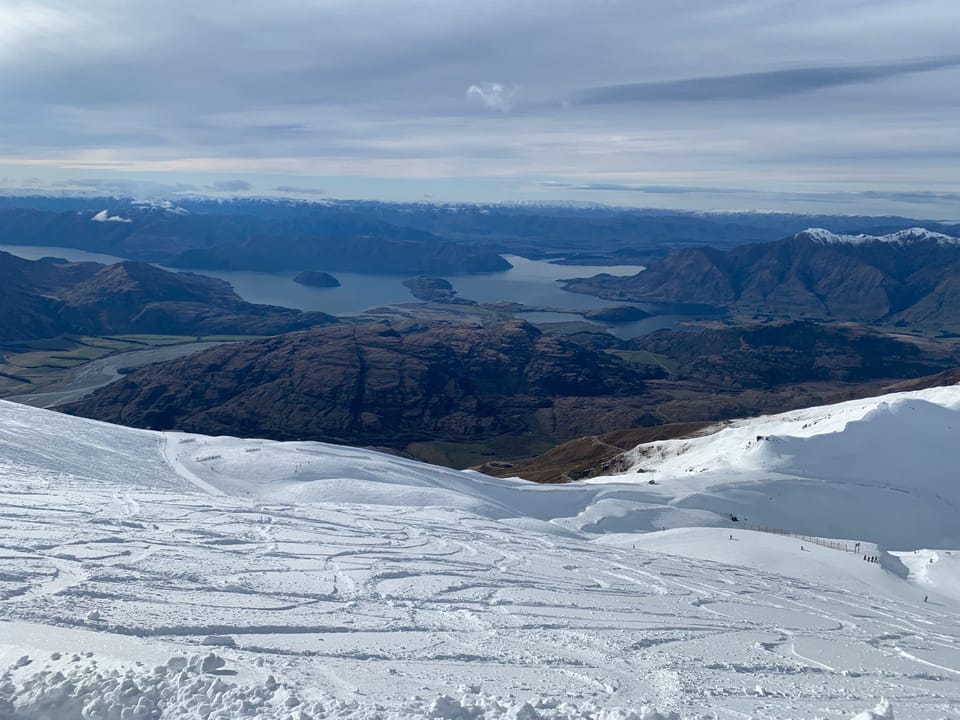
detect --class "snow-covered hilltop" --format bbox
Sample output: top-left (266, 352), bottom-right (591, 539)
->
top-left (801, 226), bottom-right (959, 245)
top-left (596, 385), bottom-right (960, 549)
top-left (0, 390), bottom-right (958, 718)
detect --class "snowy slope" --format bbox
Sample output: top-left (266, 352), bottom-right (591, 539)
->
top-left (588, 386), bottom-right (960, 549)
top-left (0, 396), bottom-right (958, 718)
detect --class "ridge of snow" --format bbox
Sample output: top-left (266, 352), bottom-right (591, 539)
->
top-left (130, 199), bottom-right (189, 215)
top-left (585, 385), bottom-right (960, 549)
top-left (3, 385), bottom-right (960, 549)
top-left (800, 226), bottom-right (958, 245)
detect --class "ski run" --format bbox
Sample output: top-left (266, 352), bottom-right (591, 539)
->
top-left (0, 386), bottom-right (959, 718)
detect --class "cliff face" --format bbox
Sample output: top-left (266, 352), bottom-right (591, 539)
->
top-left (63, 320), bottom-right (651, 445)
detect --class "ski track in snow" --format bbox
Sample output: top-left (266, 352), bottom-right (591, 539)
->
top-left (0, 397), bottom-right (957, 717)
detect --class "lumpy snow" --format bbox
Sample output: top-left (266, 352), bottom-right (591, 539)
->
top-left (0, 389), bottom-right (958, 718)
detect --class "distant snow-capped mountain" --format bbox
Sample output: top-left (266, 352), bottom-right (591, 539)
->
top-left (801, 226), bottom-right (959, 245)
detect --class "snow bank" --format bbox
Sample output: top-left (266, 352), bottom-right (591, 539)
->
top-left (850, 698), bottom-right (894, 719)
top-left (593, 386), bottom-right (960, 548)
top-left (1, 654), bottom-right (684, 720)
top-left (1, 653), bottom-right (300, 720)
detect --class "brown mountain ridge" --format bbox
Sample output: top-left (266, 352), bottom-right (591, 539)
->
top-left (0, 252), bottom-right (338, 345)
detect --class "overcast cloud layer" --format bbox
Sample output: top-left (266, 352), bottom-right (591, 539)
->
top-left (1, 0), bottom-right (958, 217)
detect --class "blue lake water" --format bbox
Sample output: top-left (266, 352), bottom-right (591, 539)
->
top-left (0, 245), bottom-right (687, 337)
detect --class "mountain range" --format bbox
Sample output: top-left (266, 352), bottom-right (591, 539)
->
top-left (4, 196), bottom-right (958, 271)
top-left (0, 202), bottom-right (510, 274)
top-left (563, 227), bottom-right (960, 331)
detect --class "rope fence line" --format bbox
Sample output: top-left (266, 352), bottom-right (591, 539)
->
top-left (740, 523), bottom-right (871, 557)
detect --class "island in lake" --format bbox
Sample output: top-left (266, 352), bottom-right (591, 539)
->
top-left (293, 271), bottom-right (341, 288)
top-left (403, 276), bottom-right (478, 305)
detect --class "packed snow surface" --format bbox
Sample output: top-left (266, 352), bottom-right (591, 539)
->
top-left (0, 388), bottom-right (958, 718)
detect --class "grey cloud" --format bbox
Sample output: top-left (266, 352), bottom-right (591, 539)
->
top-left (273, 185), bottom-right (327, 196)
top-left (544, 182), bottom-right (748, 195)
top-left (1, 1), bottom-right (959, 218)
top-left (857, 190), bottom-right (960, 205)
top-left (208, 180), bottom-right (252, 192)
top-left (571, 56), bottom-right (960, 105)
top-left (547, 182), bottom-right (960, 213)
top-left (51, 178), bottom-right (200, 196)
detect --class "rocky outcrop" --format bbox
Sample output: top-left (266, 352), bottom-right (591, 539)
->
top-left (476, 422), bottom-right (714, 484)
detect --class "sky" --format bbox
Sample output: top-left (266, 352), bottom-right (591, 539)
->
top-left (1, 0), bottom-right (959, 218)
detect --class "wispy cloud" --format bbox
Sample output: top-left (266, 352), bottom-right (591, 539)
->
top-left (542, 182), bottom-right (747, 195)
top-left (208, 180), bottom-right (252, 192)
top-left (570, 56), bottom-right (960, 105)
top-left (466, 82), bottom-right (516, 112)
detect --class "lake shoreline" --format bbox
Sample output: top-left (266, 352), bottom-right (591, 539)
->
top-left (0, 244), bottom-right (714, 338)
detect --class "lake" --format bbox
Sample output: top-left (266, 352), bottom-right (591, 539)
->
top-left (0, 245), bottom-right (692, 337)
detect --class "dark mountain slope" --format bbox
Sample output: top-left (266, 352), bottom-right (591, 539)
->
top-left (63, 321), bottom-right (652, 447)
top-left (478, 322), bottom-right (960, 483)
top-left (0, 252), bottom-right (337, 343)
top-left (631, 320), bottom-right (959, 387)
top-left (562, 229), bottom-right (960, 329)
top-left (0, 205), bottom-right (510, 273)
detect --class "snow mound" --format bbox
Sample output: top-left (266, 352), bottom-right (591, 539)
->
top-left (851, 698), bottom-right (894, 720)
top-left (894, 549), bottom-right (960, 603)
top-left (594, 386), bottom-right (960, 548)
top-left (1, 653), bottom-right (301, 720)
top-left (801, 226), bottom-right (957, 245)
top-left (1, 654), bottom-right (683, 720)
